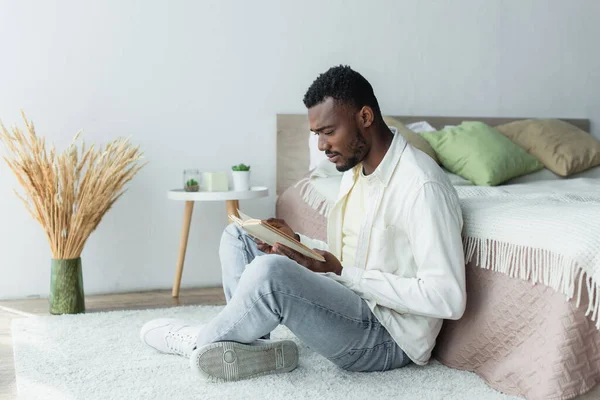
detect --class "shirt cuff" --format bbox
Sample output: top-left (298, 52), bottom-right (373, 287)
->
top-left (340, 265), bottom-right (364, 287)
top-left (297, 232), bottom-right (318, 248)
top-left (297, 232), bottom-right (309, 244)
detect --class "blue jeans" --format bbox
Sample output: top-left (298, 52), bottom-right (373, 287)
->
top-left (195, 223), bottom-right (411, 372)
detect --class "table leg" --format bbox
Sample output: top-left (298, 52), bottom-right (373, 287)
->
top-left (172, 201), bottom-right (194, 297)
top-left (226, 200), bottom-right (240, 219)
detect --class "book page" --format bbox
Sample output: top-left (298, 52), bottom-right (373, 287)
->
top-left (237, 210), bottom-right (253, 222)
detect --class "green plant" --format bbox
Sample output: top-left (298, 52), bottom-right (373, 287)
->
top-left (185, 178), bottom-right (198, 187)
top-left (232, 163), bottom-right (250, 171)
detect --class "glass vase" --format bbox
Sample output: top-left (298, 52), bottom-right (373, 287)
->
top-left (183, 169), bottom-right (200, 192)
top-left (49, 258), bottom-right (85, 315)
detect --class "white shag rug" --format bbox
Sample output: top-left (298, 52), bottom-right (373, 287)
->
top-left (11, 305), bottom-right (522, 400)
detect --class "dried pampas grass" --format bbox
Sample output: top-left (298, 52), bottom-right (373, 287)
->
top-left (0, 111), bottom-right (147, 259)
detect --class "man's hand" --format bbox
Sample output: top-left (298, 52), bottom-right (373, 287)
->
top-left (265, 218), bottom-right (300, 241)
top-left (254, 218), bottom-right (300, 254)
top-left (254, 238), bottom-right (275, 254)
top-left (272, 243), bottom-right (343, 275)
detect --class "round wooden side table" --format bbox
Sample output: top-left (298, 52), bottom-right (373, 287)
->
top-left (167, 186), bottom-right (269, 297)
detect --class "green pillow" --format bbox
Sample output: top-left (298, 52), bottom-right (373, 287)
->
top-left (420, 121), bottom-right (543, 186)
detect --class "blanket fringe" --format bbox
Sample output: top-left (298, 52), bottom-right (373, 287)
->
top-left (295, 178), bottom-right (333, 217)
top-left (463, 237), bottom-right (600, 330)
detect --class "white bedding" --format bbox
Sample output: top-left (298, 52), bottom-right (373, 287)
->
top-left (452, 170), bottom-right (600, 329)
top-left (456, 178), bottom-right (600, 329)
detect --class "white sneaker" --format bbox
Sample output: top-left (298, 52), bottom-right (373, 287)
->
top-left (140, 318), bottom-right (202, 358)
top-left (189, 339), bottom-right (299, 382)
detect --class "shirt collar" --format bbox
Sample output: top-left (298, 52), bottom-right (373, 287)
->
top-left (355, 125), bottom-right (407, 187)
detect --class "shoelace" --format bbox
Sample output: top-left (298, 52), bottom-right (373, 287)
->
top-left (165, 331), bottom-right (196, 357)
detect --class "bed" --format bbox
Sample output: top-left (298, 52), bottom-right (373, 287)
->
top-left (274, 114), bottom-right (600, 400)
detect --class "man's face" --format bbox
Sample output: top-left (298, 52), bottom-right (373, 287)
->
top-left (307, 97), bottom-right (369, 172)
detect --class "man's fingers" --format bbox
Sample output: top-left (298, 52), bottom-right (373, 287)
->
top-left (274, 243), bottom-right (310, 266)
top-left (266, 218), bottom-right (285, 228)
top-left (274, 242), bottom-right (297, 260)
top-left (273, 242), bottom-right (288, 255)
top-left (257, 243), bottom-right (273, 253)
top-left (313, 249), bottom-right (328, 261)
top-left (252, 237), bottom-right (272, 253)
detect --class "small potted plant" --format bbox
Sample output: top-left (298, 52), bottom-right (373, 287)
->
top-left (185, 178), bottom-right (199, 192)
top-left (231, 163), bottom-right (251, 191)
top-left (183, 169), bottom-right (200, 192)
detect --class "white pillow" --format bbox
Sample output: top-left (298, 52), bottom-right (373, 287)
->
top-left (443, 168), bottom-right (474, 186)
top-left (504, 168), bottom-right (563, 184)
top-left (405, 121), bottom-right (436, 133)
top-left (308, 133), bottom-right (329, 171)
top-left (505, 166), bottom-right (600, 184)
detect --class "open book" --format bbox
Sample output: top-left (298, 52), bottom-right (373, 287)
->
top-left (229, 210), bottom-right (325, 262)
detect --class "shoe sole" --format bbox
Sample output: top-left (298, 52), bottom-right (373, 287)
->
top-left (190, 340), bottom-right (298, 382)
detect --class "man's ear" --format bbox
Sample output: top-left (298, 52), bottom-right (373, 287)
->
top-left (357, 106), bottom-right (374, 128)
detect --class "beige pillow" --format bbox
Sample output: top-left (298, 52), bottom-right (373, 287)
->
top-left (495, 119), bottom-right (600, 176)
top-left (383, 116), bottom-right (440, 164)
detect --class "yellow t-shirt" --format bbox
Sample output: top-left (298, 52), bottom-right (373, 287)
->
top-left (341, 168), bottom-right (369, 268)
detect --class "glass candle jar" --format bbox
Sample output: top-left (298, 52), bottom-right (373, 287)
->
top-left (183, 169), bottom-right (200, 192)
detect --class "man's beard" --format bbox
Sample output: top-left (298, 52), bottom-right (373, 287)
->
top-left (335, 129), bottom-right (368, 172)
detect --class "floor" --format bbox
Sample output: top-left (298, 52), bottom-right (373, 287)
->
top-left (2, 288), bottom-right (600, 400)
top-left (0, 287), bottom-right (226, 400)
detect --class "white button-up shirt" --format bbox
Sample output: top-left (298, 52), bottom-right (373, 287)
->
top-left (299, 125), bottom-right (466, 365)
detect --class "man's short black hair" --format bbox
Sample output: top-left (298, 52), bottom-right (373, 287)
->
top-left (303, 65), bottom-right (381, 115)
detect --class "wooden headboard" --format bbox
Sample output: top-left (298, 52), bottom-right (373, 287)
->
top-left (276, 114), bottom-right (591, 195)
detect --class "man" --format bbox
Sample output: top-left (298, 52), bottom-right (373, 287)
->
top-left (140, 65), bottom-right (466, 382)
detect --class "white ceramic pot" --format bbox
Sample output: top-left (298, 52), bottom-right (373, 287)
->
top-left (232, 170), bottom-right (250, 191)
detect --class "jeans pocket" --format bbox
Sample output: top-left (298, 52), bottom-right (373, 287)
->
top-left (387, 343), bottom-right (411, 370)
top-left (332, 342), bottom-right (397, 372)
top-left (333, 349), bottom-right (368, 371)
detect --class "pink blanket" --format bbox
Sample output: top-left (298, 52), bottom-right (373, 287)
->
top-left (435, 261), bottom-right (600, 400)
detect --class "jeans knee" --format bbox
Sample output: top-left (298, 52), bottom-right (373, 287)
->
top-left (218, 223), bottom-right (248, 276)
top-left (220, 223), bottom-right (244, 251)
top-left (246, 254), bottom-right (279, 275)
top-left (223, 223), bottom-right (243, 240)
top-left (244, 254), bottom-right (295, 284)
